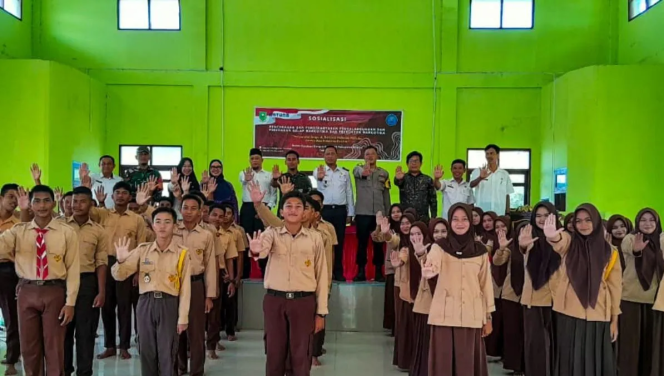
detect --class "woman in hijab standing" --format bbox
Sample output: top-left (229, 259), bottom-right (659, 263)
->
top-left (606, 214), bottom-right (630, 271)
top-left (646, 211), bottom-right (664, 375)
top-left (377, 204), bottom-right (403, 335)
top-left (518, 202), bottom-right (562, 376)
top-left (422, 203), bottom-right (494, 376)
top-left (205, 160), bottom-right (239, 219)
top-left (493, 221), bottom-right (526, 376)
top-left (472, 207), bottom-right (485, 238)
top-left (480, 211), bottom-right (503, 359)
top-left (619, 209), bottom-right (663, 375)
top-left (564, 213), bottom-right (575, 233)
top-left (543, 204), bottom-right (622, 376)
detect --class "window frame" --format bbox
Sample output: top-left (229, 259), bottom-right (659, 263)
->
top-left (0, 0), bottom-right (22, 20)
top-left (118, 144), bottom-right (183, 197)
top-left (117, 0), bottom-right (182, 31)
top-left (465, 148), bottom-right (532, 209)
top-left (469, 0), bottom-right (535, 30)
top-left (629, 0), bottom-right (661, 21)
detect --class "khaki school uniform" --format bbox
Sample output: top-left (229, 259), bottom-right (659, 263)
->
top-left (0, 214), bottom-right (21, 364)
top-left (493, 247), bottom-right (520, 303)
top-left (0, 215), bottom-right (19, 234)
top-left (620, 233), bottom-right (664, 304)
top-left (520, 243), bottom-right (560, 308)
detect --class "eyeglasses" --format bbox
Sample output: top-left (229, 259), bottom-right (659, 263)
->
top-left (210, 165), bottom-right (222, 169)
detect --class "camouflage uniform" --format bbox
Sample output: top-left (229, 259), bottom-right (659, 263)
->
top-left (275, 171), bottom-right (313, 209)
top-left (122, 166), bottom-right (163, 199)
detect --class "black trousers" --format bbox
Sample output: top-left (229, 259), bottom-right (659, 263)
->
top-left (240, 202), bottom-right (267, 277)
top-left (220, 280), bottom-right (238, 337)
top-left (355, 215), bottom-right (384, 268)
top-left (0, 262), bottom-right (20, 365)
top-left (65, 273), bottom-right (99, 376)
top-left (322, 205), bottom-right (347, 278)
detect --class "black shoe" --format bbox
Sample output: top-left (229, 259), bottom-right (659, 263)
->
top-left (353, 271), bottom-right (366, 282)
top-left (332, 273), bottom-right (345, 282)
top-left (374, 269), bottom-right (385, 282)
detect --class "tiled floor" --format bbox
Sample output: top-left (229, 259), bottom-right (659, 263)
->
top-left (1, 330), bottom-right (511, 375)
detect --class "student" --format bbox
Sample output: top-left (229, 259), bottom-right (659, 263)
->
top-left (0, 185), bottom-right (80, 376)
top-left (62, 187), bottom-right (109, 376)
top-left (410, 219), bottom-right (447, 376)
top-left (483, 212), bottom-right (505, 360)
top-left (0, 184), bottom-right (20, 374)
top-left (606, 214), bottom-right (630, 271)
top-left (421, 203), bottom-right (493, 376)
top-left (649, 213), bottom-right (664, 376)
top-left (60, 191), bottom-right (74, 218)
top-left (433, 159), bottom-right (475, 219)
top-left (518, 202), bottom-right (561, 376)
top-left (470, 144), bottom-right (514, 215)
top-left (618, 208), bottom-right (663, 375)
top-left (394, 151), bottom-right (437, 221)
top-left (174, 195), bottom-right (217, 376)
top-left (493, 221), bottom-right (526, 376)
top-left (111, 207), bottom-right (191, 376)
top-left (543, 205), bottom-right (621, 376)
top-left (247, 191), bottom-right (328, 376)
top-left (472, 207), bottom-right (485, 237)
top-left (376, 204), bottom-right (402, 335)
top-left (564, 213), bottom-right (575, 233)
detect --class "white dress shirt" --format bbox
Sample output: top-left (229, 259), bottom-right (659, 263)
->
top-left (470, 168), bottom-right (514, 214)
top-left (91, 173), bottom-right (123, 209)
top-left (239, 169), bottom-right (277, 208)
top-left (316, 165), bottom-right (355, 217)
top-left (437, 178), bottom-right (475, 219)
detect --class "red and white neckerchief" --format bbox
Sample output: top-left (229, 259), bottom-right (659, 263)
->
top-left (35, 228), bottom-right (49, 280)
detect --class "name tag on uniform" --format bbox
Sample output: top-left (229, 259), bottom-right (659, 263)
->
top-left (142, 259), bottom-right (153, 265)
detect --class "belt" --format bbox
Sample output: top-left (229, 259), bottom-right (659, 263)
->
top-left (191, 274), bottom-right (204, 282)
top-left (0, 262), bottom-right (15, 269)
top-left (20, 279), bottom-right (66, 287)
top-left (80, 272), bottom-right (96, 277)
top-left (323, 205), bottom-right (346, 209)
top-left (266, 289), bottom-right (314, 300)
top-left (143, 291), bottom-right (177, 299)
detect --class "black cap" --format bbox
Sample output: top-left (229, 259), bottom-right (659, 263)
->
top-left (137, 146), bottom-right (150, 154)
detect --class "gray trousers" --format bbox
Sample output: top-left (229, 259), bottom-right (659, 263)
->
top-left (137, 292), bottom-right (179, 376)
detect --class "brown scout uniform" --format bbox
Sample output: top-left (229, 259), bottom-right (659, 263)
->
top-left (111, 239), bottom-right (191, 376)
top-left (211, 225), bottom-right (239, 345)
top-left (311, 219), bottom-right (337, 359)
top-left (0, 215), bottom-right (20, 365)
top-left (61, 217), bottom-right (109, 376)
top-left (0, 219), bottom-right (80, 376)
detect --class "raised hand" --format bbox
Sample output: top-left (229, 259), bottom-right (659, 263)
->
top-left (380, 216), bottom-right (391, 234)
top-left (479, 164), bottom-right (491, 180)
top-left (413, 235), bottom-right (428, 256)
top-left (244, 167), bottom-right (254, 182)
top-left (498, 229), bottom-right (513, 249)
top-left (247, 230), bottom-right (263, 255)
top-left (172, 182), bottom-right (183, 200)
top-left (135, 183), bottom-right (150, 206)
top-left (249, 181), bottom-right (265, 204)
top-left (475, 235), bottom-right (483, 243)
top-left (604, 231), bottom-right (613, 245)
top-left (361, 164), bottom-right (372, 177)
top-left (147, 175), bottom-right (159, 193)
top-left (485, 239), bottom-right (494, 249)
top-left (201, 169), bottom-right (209, 184)
top-left (95, 186), bottom-right (107, 204)
top-left (543, 214), bottom-right (563, 239)
top-left (115, 236), bottom-right (131, 262)
top-left (81, 175), bottom-right (92, 188)
top-left (272, 164), bottom-right (282, 180)
top-left (634, 233), bottom-right (650, 252)
top-left (518, 224), bottom-right (539, 248)
top-left (54, 187), bottom-right (64, 204)
top-left (395, 166), bottom-right (405, 180)
top-left (180, 175), bottom-right (191, 194)
top-left (434, 164), bottom-right (444, 180)
top-left (277, 176), bottom-right (294, 194)
top-left (79, 163), bottom-right (90, 180)
top-left (316, 165), bottom-right (326, 181)
top-left (206, 178), bottom-right (218, 196)
top-left (422, 259), bottom-right (439, 279)
top-left (390, 251), bottom-right (401, 268)
top-left (171, 168), bottom-right (180, 184)
top-left (30, 163), bottom-right (42, 183)
top-left (17, 187), bottom-right (30, 211)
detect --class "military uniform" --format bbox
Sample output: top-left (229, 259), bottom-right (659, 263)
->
top-left (352, 165), bottom-right (391, 279)
top-left (111, 240), bottom-right (191, 376)
top-left (122, 166), bottom-right (163, 199)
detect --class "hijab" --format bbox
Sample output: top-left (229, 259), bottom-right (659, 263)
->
top-left (208, 159), bottom-right (235, 203)
top-left (427, 218), bottom-right (448, 293)
top-left (564, 213), bottom-right (575, 233)
top-left (526, 202), bottom-right (562, 291)
top-left (481, 211), bottom-right (499, 250)
top-left (566, 203), bottom-right (613, 309)
top-left (436, 204), bottom-right (488, 260)
top-left (408, 221), bottom-right (431, 301)
top-left (404, 208), bottom-right (418, 222)
top-left (606, 214), bottom-right (629, 271)
top-left (389, 204), bottom-right (403, 233)
top-left (472, 207), bottom-right (485, 237)
top-left (177, 157), bottom-right (200, 192)
top-left (399, 213), bottom-right (416, 249)
top-left (510, 222), bottom-right (527, 296)
top-left (491, 215), bottom-right (511, 288)
top-left (633, 208), bottom-right (664, 290)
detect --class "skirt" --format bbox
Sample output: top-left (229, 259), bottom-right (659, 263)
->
top-left (617, 300), bottom-right (654, 376)
top-left (650, 310), bottom-right (664, 375)
top-left (524, 306), bottom-right (554, 376)
top-left (393, 286), bottom-right (401, 366)
top-left (383, 274), bottom-right (395, 333)
top-left (410, 313), bottom-right (430, 376)
top-left (394, 297), bottom-right (415, 370)
top-left (484, 298), bottom-right (503, 357)
top-left (554, 312), bottom-right (615, 376)
top-left (428, 326), bottom-right (488, 376)
top-left (501, 300), bottom-right (525, 372)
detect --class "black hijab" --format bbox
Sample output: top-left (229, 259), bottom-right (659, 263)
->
top-left (606, 214), bottom-right (629, 272)
top-left (472, 207), bottom-right (485, 237)
top-left (436, 204), bottom-right (488, 260)
top-left (633, 208), bottom-right (664, 290)
top-left (526, 202), bottom-right (562, 291)
top-left (510, 222), bottom-right (527, 296)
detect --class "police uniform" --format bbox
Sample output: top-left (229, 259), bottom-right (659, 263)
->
top-left (316, 166), bottom-right (354, 281)
top-left (0, 214), bottom-right (21, 366)
top-left (352, 165), bottom-right (391, 280)
top-left (0, 219), bottom-right (80, 376)
top-left (111, 240), bottom-right (191, 376)
top-left (61, 217), bottom-right (109, 376)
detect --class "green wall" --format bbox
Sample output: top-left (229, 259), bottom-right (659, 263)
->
top-left (617, 2), bottom-right (664, 64)
top-left (0, 0), bottom-right (32, 58)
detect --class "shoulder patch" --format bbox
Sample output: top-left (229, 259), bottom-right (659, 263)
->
top-left (342, 167), bottom-right (349, 171)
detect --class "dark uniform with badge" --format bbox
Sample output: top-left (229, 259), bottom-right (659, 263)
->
top-left (273, 171), bottom-right (312, 212)
top-left (122, 146), bottom-right (163, 199)
top-left (111, 240), bottom-right (191, 376)
top-left (352, 165), bottom-right (391, 281)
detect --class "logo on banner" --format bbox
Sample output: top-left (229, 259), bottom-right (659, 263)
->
top-left (259, 111), bottom-right (268, 122)
top-left (386, 114), bottom-right (398, 126)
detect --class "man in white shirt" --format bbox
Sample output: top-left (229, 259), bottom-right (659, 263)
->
top-left (239, 148), bottom-right (277, 277)
top-left (90, 155), bottom-right (123, 209)
top-left (433, 159), bottom-right (475, 219)
top-left (315, 145), bottom-right (355, 281)
top-left (469, 144), bottom-right (514, 215)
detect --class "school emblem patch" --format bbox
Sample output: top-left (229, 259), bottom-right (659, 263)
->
top-left (305, 259), bottom-right (311, 268)
top-left (196, 249), bottom-right (203, 256)
top-left (168, 274), bottom-right (177, 283)
top-left (54, 255), bottom-right (62, 262)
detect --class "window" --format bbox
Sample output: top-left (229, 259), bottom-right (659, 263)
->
top-left (0, 0), bottom-right (22, 19)
top-left (119, 145), bottom-right (182, 197)
top-left (467, 148), bottom-right (531, 209)
top-left (118, 0), bottom-right (180, 30)
top-left (470, 0), bottom-right (534, 29)
top-left (629, 0), bottom-right (660, 20)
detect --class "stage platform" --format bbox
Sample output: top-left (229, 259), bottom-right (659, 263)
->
top-left (238, 280), bottom-right (386, 332)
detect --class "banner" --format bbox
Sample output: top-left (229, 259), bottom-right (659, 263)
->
top-left (254, 108), bottom-right (403, 161)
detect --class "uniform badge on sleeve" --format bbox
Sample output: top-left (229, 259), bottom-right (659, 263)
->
top-left (168, 274), bottom-right (177, 283)
top-left (305, 259), bottom-right (311, 268)
top-left (196, 249), bottom-right (203, 256)
top-left (54, 255), bottom-right (62, 262)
